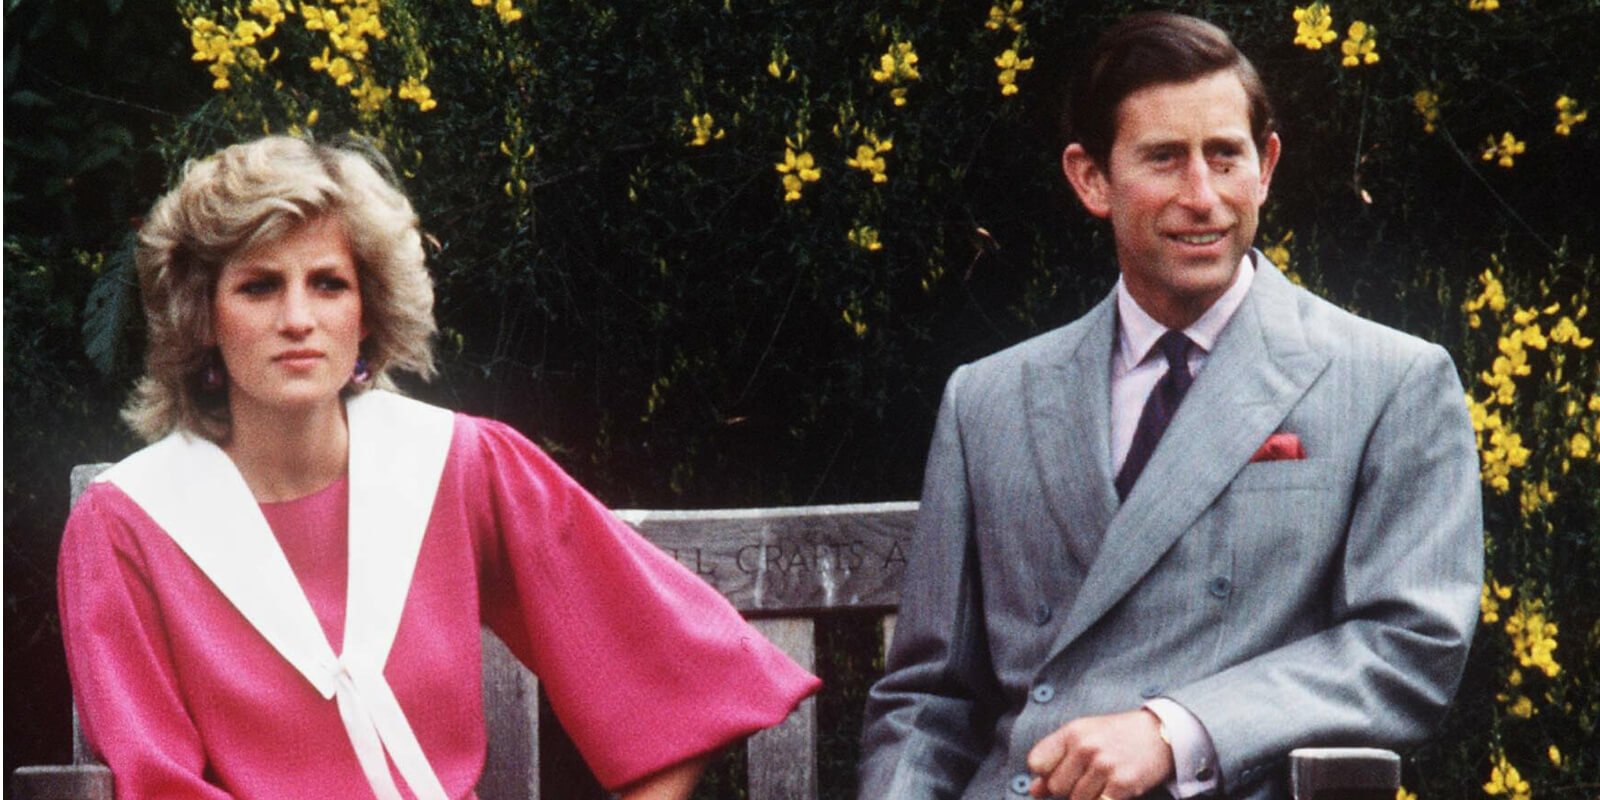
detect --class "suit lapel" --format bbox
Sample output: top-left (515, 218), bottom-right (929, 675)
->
top-left (1024, 294), bottom-right (1120, 569)
top-left (1046, 257), bottom-right (1331, 658)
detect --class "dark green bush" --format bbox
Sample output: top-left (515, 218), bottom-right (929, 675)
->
top-left (5, 0), bottom-right (1596, 796)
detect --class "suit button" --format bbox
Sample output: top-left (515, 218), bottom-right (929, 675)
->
top-left (1209, 576), bottom-right (1232, 598)
top-left (1034, 603), bottom-right (1053, 625)
top-left (1197, 765), bottom-right (1215, 781)
top-left (1011, 773), bottom-right (1033, 794)
top-left (1031, 684), bottom-right (1056, 704)
top-left (1140, 685), bottom-right (1162, 699)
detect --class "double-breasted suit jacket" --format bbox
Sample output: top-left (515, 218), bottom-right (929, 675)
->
top-left (859, 254), bottom-right (1483, 799)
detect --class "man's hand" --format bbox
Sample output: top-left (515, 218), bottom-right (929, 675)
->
top-left (1026, 709), bottom-right (1174, 800)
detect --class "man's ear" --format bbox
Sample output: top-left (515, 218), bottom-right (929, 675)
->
top-left (1061, 143), bottom-right (1112, 219)
top-left (1256, 132), bottom-right (1282, 203)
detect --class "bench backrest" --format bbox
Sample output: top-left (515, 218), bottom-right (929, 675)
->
top-left (62, 464), bottom-right (918, 800)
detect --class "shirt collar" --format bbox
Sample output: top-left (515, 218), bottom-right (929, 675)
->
top-left (1116, 253), bottom-right (1256, 370)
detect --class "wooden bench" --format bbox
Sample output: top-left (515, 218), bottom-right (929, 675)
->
top-left (14, 465), bottom-right (1400, 800)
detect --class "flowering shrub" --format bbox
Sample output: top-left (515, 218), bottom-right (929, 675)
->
top-left (4, 0), bottom-right (1597, 796)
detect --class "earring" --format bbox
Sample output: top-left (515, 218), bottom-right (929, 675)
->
top-left (351, 356), bottom-right (372, 384)
top-left (201, 351), bottom-right (227, 392)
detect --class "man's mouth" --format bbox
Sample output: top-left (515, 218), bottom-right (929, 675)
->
top-left (1171, 231), bottom-right (1225, 245)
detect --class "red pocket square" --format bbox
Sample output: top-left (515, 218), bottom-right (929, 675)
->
top-left (1251, 432), bottom-right (1306, 462)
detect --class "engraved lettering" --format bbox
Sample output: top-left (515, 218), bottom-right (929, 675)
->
top-left (883, 538), bottom-right (908, 569)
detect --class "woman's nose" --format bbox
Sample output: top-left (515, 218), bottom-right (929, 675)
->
top-left (278, 287), bottom-right (315, 334)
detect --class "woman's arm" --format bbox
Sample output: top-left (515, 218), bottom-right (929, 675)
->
top-left (616, 755), bottom-right (709, 800)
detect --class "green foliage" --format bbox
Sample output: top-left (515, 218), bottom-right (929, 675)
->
top-left (4, 0), bottom-right (1598, 796)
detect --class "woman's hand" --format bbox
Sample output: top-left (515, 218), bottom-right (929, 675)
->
top-left (617, 755), bottom-right (710, 800)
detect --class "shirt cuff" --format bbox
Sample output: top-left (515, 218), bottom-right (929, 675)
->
top-left (1144, 697), bottom-right (1220, 798)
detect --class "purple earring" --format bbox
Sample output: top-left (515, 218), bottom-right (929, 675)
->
top-left (201, 351), bottom-right (227, 392)
top-left (352, 356), bottom-right (372, 384)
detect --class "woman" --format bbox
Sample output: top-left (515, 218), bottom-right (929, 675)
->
top-left (58, 136), bottom-right (820, 800)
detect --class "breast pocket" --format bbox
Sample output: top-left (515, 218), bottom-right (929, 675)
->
top-left (1225, 458), bottom-right (1342, 492)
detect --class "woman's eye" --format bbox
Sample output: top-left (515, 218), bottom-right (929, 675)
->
top-left (238, 280), bottom-right (276, 296)
top-left (313, 275), bottom-right (352, 292)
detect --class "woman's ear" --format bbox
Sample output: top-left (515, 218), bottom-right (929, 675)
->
top-left (1061, 143), bottom-right (1112, 219)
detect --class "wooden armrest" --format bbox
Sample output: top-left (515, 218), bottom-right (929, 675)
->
top-left (10, 765), bottom-right (114, 800)
top-left (1290, 748), bottom-right (1400, 800)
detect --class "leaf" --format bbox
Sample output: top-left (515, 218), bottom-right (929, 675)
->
top-left (82, 235), bottom-right (137, 376)
top-left (6, 89), bottom-right (56, 109)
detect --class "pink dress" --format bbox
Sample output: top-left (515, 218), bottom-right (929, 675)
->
top-left (58, 412), bottom-right (820, 799)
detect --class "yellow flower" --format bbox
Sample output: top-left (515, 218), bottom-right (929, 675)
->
top-left (1506, 694), bottom-right (1534, 718)
top-left (1292, 3), bottom-right (1338, 51)
top-left (1263, 230), bottom-right (1294, 271)
top-left (1555, 95), bottom-right (1589, 136)
top-left (1548, 746), bottom-right (1562, 767)
top-left (1571, 432), bottom-right (1593, 459)
top-left (1518, 479), bottom-right (1554, 516)
top-left (1481, 132), bottom-right (1526, 168)
top-left (847, 225), bottom-right (884, 252)
top-left (780, 173), bottom-right (803, 202)
top-left (398, 76), bottom-right (437, 111)
top-left (844, 129), bottom-right (893, 183)
top-left (1505, 597), bottom-right (1561, 678)
top-left (1413, 90), bottom-right (1441, 134)
top-left (350, 75), bottom-right (391, 114)
top-left (841, 304), bottom-right (869, 337)
top-left (495, 0), bottom-right (523, 24)
top-left (775, 138), bottom-right (821, 201)
top-left (686, 112), bottom-right (725, 147)
top-left (1483, 751), bottom-right (1530, 800)
top-left (1397, 787), bottom-right (1416, 800)
top-left (767, 46), bottom-right (796, 82)
top-left (1469, 0), bottom-right (1501, 11)
top-left (995, 48), bottom-right (1035, 96)
top-left (872, 40), bottom-right (921, 106)
top-left (1340, 21), bottom-right (1379, 67)
top-left (310, 48), bottom-right (355, 86)
top-left (1479, 581), bottom-right (1504, 624)
top-left (986, 0), bottom-right (1025, 33)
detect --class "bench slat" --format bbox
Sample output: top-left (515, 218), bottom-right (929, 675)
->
top-left (746, 617), bottom-right (819, 800)
top-left (618, 503), bottom-right (916, 615)
top-left (478, 629), bottom-right (542, 800)
top-left (10, 766), bottom-right (113, 800)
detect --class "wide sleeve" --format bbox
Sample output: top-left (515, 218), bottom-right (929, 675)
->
top-left (858, 366), bottom-right (1003, 799)
top-left (58, 484), bottom-right (234, 800)
top-left (1168, 344), bottom-right (1484, 792)
top-left (468, 417), bottom-right (820, 790)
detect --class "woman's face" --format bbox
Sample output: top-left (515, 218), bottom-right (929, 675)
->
top-left (211, 215), bottom-right (365, 424)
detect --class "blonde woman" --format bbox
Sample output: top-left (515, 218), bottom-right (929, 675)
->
top-left (58, 136), bottom-right (819, 800)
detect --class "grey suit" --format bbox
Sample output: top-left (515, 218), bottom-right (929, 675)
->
top-left (859, 254), bottom-right (1482, 799)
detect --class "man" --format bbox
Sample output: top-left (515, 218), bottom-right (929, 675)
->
top-left (858, 13), bottom-right (1481, 800)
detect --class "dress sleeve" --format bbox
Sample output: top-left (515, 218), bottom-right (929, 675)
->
top-left (468, 417), bottom-right (821, 790)
top-left (58, 484), bottom-right (234, 800)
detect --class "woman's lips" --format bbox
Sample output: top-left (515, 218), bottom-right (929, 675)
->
top-left (274, 349), bottom-right (325, 369)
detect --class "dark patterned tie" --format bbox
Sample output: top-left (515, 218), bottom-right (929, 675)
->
top-left (1116, 331), bottom-right (1195, 501)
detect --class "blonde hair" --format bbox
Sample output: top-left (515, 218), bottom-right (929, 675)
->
top-left (123, 135), bottom-right (437, 443)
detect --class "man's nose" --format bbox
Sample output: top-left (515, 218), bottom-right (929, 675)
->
top-left (1176, 160), bottom-right (1222, 211)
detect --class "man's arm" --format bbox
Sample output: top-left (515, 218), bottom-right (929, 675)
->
top-left (1165, 344), bottom-right (1483, 792)
top-left (859, 367), bottom-right (1004, 799)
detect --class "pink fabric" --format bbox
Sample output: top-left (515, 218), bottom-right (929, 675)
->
top-left (58, 413), bottom-right (820, 799)
top-left (1249, 431), bottom-right (1306, 462)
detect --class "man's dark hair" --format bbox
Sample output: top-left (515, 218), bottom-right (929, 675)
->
top-left (1064, 12), bottom-right (1276, 167)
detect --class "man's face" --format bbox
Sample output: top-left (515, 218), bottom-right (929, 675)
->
top-left (1063, 70), bottom-right (1280, 329)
